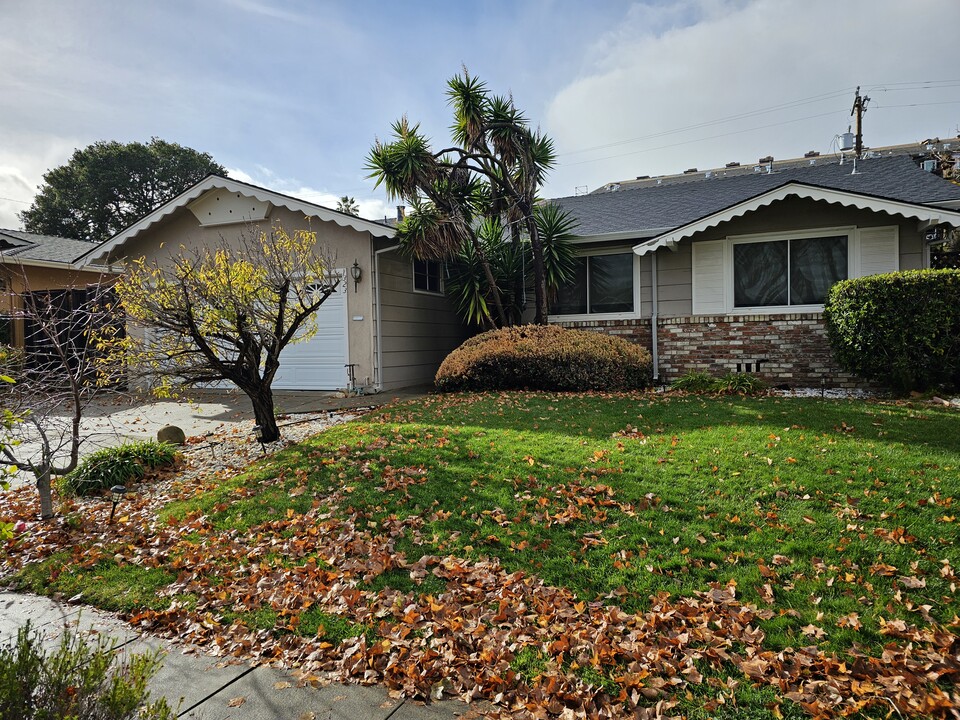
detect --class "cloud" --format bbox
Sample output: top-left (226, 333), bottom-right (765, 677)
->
top-left (225, 166), bottom-right (394, 223)
top-left (544, 0), bottom-right (960, 196)
top-left (217, 0), bottom-right (312, 24)
top-left (0, 137), bottom-right (82, 230)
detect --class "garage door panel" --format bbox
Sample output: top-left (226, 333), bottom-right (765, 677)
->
top-left (273, 276), bottom-right (348, 390)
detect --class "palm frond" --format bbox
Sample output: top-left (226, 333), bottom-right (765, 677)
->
top-left (534, 202), bottom-right (579, 296)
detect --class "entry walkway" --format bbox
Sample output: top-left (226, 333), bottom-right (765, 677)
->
top-left (0, 591), bottom-right (481, 719)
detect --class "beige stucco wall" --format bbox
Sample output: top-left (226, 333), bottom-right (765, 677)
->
top-left (103, 204), bottom-right (382, 387)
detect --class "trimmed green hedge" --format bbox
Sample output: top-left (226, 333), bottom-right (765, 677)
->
top-left (823, 269), bottom-right (960, 391)
top-left (435, 325), bottom-right (653, 392)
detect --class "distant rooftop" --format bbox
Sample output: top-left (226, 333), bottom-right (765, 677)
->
top-left (0, 229), bottom-right (99, 265)
top-left (591, 139), bottom-right (960, 194)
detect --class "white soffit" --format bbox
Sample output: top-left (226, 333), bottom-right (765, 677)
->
top-left (187, 189), bottom-right (271, 226)
top-left (79, 175), bottom-right (395, 266)
top-left (633, 183), bottom-right (960, 256)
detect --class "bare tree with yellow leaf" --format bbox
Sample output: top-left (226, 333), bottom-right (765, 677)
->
top-left (115, 224), bottom-right (337, 442)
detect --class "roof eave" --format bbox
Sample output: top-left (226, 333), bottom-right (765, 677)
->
top-left (79, 175), bottom-right (396, 267)
top-left (0, 254), bottom-right (117, 272)
top-left (571, 228), bottom-right (670, 245)
top-left (633, 182), bottom-right (960, 255)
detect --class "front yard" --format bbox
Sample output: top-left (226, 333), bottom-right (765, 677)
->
top-left (2, 392), bottom-right (958, 718)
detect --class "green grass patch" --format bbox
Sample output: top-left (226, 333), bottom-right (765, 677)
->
top-left (511, 646), bottom-right (548, 683)
top-left (13, 554), bottom-right (178, 614)
top-left (297, 607), bottom-right (368, 644)
top-left (362, 567), bottom-right (447, 598)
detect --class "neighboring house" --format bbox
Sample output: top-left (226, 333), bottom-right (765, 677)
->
top-left (0, 229), bottom-right (115, 351)
top-left (79, 175), bottom-right (468, 392)
top-left (550, 154), bottom-right (960, 386)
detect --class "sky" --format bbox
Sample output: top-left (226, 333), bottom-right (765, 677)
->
top-left (1, 0), bottom-right (959, 231)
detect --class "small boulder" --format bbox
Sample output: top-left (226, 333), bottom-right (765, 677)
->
top-left (157, 425), bottom-right (186, 445)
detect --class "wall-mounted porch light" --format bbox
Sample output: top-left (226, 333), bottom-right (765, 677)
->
top-left (350, 260), bottom-right (362, 292)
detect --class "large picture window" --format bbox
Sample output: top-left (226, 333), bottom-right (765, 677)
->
top-left (553, 252), bottom-right (634, 315)
top-left (733, 235), bottom-right (847, 308)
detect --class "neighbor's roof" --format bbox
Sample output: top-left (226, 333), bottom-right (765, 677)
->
top-left (552, 155), bottom-right (960, 240)
top-left (79, 174), bottom-right (396, 266)
top-left (0, 229), bottom-right (100, 266)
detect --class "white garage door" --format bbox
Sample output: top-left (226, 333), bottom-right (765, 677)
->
top-left (273, 277), bottom-right (348, 390)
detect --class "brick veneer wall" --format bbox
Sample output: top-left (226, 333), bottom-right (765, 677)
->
top-left (557, 313), bottom-right (864, 388)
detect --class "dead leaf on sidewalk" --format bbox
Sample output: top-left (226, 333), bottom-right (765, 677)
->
top-left (227, 696), bottom-right (246, 707)
top-left (273, 680), bottom-right (292, 690)
top-left (298, 713), bottom-right (316, 720)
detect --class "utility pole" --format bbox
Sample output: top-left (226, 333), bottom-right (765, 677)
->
top-left (850, 86), bottom-right (870, 159)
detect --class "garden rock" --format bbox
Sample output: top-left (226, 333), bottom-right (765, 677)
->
top-left (157, 425), bottom-right (186, 445)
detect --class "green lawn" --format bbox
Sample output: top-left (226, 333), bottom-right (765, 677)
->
top-left (7, 391), bottom-right (959, 718)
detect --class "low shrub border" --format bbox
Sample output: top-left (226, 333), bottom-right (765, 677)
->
top-left (671, 370), bottom-right (767, 395)
top-left (435, 325), bottom-right (653, 392)
top-left (60, 441), bottom-right (179, 497)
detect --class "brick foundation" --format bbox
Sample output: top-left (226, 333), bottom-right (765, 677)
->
top-left (557, 313), bottom-right (864, 388)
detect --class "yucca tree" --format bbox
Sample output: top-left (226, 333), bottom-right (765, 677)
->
top-left (367, 69), bottom-right (564, 324)
top-left (442, 203), bottom-right (578, 329)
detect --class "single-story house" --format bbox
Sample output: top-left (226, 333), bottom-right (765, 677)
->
top-left (79, 175), bottom-right (468, 392)
top-left (0, 229), bottom-right (115, 352)
top-left (550, 154), bottom-right (960, 386)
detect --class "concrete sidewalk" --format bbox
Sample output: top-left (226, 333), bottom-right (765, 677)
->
top-left (0, 591), bottom-right (481, 719)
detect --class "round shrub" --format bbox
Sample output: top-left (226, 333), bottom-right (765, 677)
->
top-left (435, 325), bottom-right (653, 392)
top-left (823, 269), bottom-right (960, 391)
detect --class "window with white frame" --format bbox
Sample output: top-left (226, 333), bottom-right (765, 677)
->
top-left (692, 225), bottom-right (898, 315)
top-left (552, 251), bottom-right (634, 315)
top-left (733, 234), bottom-right (848, 308)
top-left (413, 258), bottom-right (443, 294)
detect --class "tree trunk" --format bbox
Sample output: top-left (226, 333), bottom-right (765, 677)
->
top-left (247, 387), bottom-right (280, 443)
top-left (527, 219), bottom-right (549, 324)
top-left (36, 467), bottom-right (53, 520)
top-left (510, 224), bottom-right (524, 325)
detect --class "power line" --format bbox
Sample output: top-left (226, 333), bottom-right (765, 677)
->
top-left (873, 100), bottom-right (960, 109)
top-left (557, 87), bottom-right (855, 157)
top-left (557, 80), bottom-right (960, 160)
top-left (0, 196), bottom-right (31, 205)
top-left (563, 109), bottom-right (845, 167)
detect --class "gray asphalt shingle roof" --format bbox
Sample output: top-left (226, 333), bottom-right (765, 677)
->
top-left (552, 156), bottom-right (960, 238)
top-left (0, 229), bottom-right (98, 265)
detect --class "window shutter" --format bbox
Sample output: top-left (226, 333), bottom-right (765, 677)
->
top-left (857, 226), bottom-right (898, 277)
top-left (692, 240), bottom-right (726, 314)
